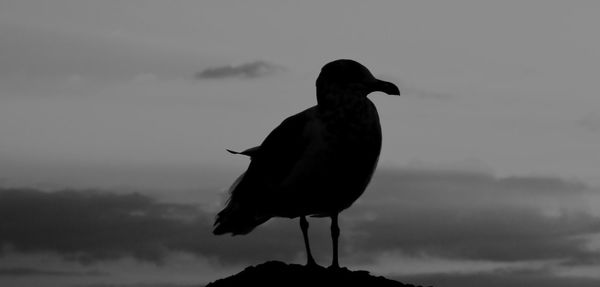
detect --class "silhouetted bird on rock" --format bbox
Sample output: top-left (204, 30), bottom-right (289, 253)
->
top-left (213, 59), bottom-right (400, 268)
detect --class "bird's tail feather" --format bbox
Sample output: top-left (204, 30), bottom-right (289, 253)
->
top-left (213, 206), bottom-right (269, 235)
top-left (213, 172), bottom-right (270, 235)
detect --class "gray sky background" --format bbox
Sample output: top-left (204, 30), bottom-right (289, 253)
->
top-left (1, 1), bottom-right (600, 286)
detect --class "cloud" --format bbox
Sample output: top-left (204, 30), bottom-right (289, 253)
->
top-left (0, 267), bottom-right (106, 277)
top-left (0, 188), bottom-right (306, 265)
top-left (81, 283), bottom-right (201, 287)
top-left (195, 61), bottom-right (283, 79)
top-left (398, 268), bottom-right (600, 287)
top-left (350, 205), bottom-right (600, 263)
top-left (1, 167), bottom-right (599, 269)
top-left (346, 168), bottom-right (600, 264)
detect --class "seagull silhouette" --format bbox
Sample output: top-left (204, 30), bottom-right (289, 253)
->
top-left (213, 59), bottom-right (400, 268)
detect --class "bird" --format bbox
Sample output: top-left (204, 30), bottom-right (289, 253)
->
top-left (213, 59), bottom-right (400, 268)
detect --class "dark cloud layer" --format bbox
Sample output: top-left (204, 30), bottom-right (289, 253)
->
top-left (351, 205), bottom-right (600, 263)
top-left (0, 267), bottom-right (106, 277)
top-left (344, 170), bottom-right (600, 263)
top-left (0, 188), bottom-right (307, 265)
top-left (347, 169), bottom-right (600, 264)
top-left (195, 61), bottom-right (283, 79)
top-left (1, 167), bottom-right (599, 268)
top-left (398, 269), bottom-right (600, 287)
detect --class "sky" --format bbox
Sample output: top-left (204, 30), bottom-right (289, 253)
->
top-left (1, 1), bottom-right (600, 286)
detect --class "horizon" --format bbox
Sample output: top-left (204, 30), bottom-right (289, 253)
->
top-left (1, 1), bottom-right (600, 286)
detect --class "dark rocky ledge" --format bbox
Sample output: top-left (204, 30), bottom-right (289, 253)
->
top-left (206, 261), bottom-right (432, 287)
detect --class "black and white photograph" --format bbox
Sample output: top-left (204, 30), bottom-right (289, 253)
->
top-left (1, 1), bottom-right (600, 286)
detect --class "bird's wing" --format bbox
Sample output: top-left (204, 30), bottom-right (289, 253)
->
top-left (213, 107), bottom-right (315, 234)
top-left (228, 107), bottom-right (315, 203)
top-left (249, 107), bottom-right (314, 186)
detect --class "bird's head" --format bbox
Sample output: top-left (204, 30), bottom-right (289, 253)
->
top-left (316, 59), bottom-right (400, 107)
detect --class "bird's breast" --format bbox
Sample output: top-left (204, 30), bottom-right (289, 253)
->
top-left (307, 101), bottom-right (382, 210)
top-left (320, 99), bottom-right (382, 149)
top-left (273, 100), bottom-right (383, 217)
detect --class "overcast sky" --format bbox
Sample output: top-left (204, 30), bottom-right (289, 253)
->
top-left (1, 1), bottom-right (600, 286)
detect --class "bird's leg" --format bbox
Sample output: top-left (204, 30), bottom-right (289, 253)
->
top-left (300, 216), bottom-right (318, 267)
top-left (330, 213), bottom-right (340, 269)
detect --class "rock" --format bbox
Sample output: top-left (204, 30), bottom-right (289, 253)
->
top-left (206, 261), bottom-right (431, 287)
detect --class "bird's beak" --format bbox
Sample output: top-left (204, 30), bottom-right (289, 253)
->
top-left (370, 79), bottom-right (400, 96)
